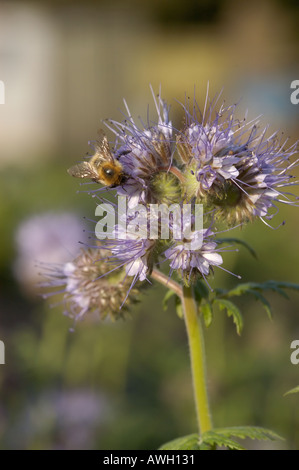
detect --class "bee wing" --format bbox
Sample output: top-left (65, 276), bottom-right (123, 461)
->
top-left (94, 130), bottom-right (115, 164)
top-left (67, 161), bottom-right (99, 180)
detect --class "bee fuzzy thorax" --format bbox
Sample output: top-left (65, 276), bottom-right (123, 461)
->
top-left (99, 160), bottom-right (124, 186)
top-left (67, 132), bottom-right (125, 188)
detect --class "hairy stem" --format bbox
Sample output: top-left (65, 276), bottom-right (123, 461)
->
top-left (151, 269), bottom-right (182, 297)
top-left (182, 285), bottom-right (212, 434)
top-left (158, 166), bottom-right (186, 184)
top-left (168, 166), bottom-right (186, 184)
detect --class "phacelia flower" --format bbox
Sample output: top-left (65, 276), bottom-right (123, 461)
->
top-left (177, 93), bottom-right (298, 224)
top-left (105, 87), bottom-right (182, 207)
top-left (164, 227), bottom-right (225, 285)
top-left (41, 247), bottom-right (139, 324)
top-left (102, 203), bottom-right (227, 288)
top-left (105, 217), bottom-right (159, 286)
top-left (62, 86), bottom-right (298, 313)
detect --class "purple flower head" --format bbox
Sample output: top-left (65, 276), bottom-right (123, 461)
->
top-left (105, 217), bottom-right (157, 288)
top-left (14, 212), bottom-right (86, 292)
top-left (164, 227), bottom-right (225, 285)
top-left (40, 247), bottom-right (140, 324)
top-left (178, 91), bottom-right (299, 224)
top-left (106, 87), bottom-right (177, 206)
top-left (61, 86), bottom-right (299, 315)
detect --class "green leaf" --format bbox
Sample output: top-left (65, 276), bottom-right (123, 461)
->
top-left (175, 297), bottom-right (183, 319)
top-left (225, 282), bottom-right (260, 298)
top-left (247, 289), bottom-right (273, 320)
top-left (265, 280), bottom-right (299, 291)
top-left (223, 280), bottom-right (299, 300)
top-left (162, 289), bottom-right (177, 311)
top-left (205, 426), bottom-right (283, 442)
top-left (193, 280), bottom-right (209, 302)
top-left (162, 289), bottom-right (183, 318)
top-left (159, 434), bottom-right (200, 450)
top-left (213, 299), bottom-right (244, 335)
top-left (159, 426), bottom-right (283, 451)
top-left (261, 281), bottom-right (289, 299)
top-left (284, 385), bottom-right (299, 396)
top-left (200, 432), bottom-right (245, 450)
top-left (216, 237), bottom-right (257, 259)
top-left (216, 280), bottom-right (299, 322)
top-left (201, 302), bottom-right (213, 328)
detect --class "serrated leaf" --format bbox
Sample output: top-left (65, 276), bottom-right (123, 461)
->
top-left (159, 434), bottom-right (200, 450)
top-left (217, 280), bottom-right (299, 322)
top-left (159, 426), bottom-right (283, 451)
top-left (262, 281), bottom-right (289, 299)
top-left (216, 237), bottom-right (257, 259)
top-left (205, 426), bottom-right (283, 442)
top-left (225, 282), bottom-right (260, 298)
top-left (284, 385), bottom-right (299, 396)
top-left (162, 289), bottom-right (177, 311)
top-left (213, 299), bottom-right (243, 335)
top-left (224, 280), bottom-right (299, 300)
top-left (200, 432), bottom-right (245, 450)
top-left (247, 289), bottom-right (272, 320)
top-left (265, 280), bottom-right (299, 293)
top-left (201, 302), bottom-right (213, 328)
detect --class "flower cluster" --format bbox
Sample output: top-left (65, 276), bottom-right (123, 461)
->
top-left (106, 92), bottom-right (180, 207)
top-left (41, 246), bottom-right (140, 324)
top-left (177, 98), bottom-right (298, 224)
top-left (43, 87), bottom-right (298, 323)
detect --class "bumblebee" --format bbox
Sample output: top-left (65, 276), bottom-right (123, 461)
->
top-left (68, 132), bottom-right (127, 187)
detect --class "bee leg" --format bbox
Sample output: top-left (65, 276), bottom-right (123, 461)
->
top-left (120, 184), bottom-right (128, 193)
top-left (116, 149), bottom-right (131, 159)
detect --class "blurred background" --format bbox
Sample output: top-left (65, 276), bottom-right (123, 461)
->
top-left (0, 0), bottom-right (299, 450)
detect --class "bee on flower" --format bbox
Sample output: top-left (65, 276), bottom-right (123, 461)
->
top-left (43, 86), bottom-right (298, 322)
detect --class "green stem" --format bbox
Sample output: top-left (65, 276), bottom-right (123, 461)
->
top-left (151, 269), bottom-right (182, 297)
top-left (182, 285), bottom-right (212, 435)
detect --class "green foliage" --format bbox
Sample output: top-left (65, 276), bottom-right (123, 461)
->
top-left (284, 386), bottom-right (299, 396)
top-left (159, 434), bottom-right (200, 450)
top-left (213, 299), bottom-right (243, 335)
top-left (199, 280), bottom-right (299, 333)
top-left (162, 289), bottom-right (183, 318)
top-left (193, 280), bottom-right (209, 302)
top-left (205, 426), bottom-right (283, 442)
top-left (199, 431), bottom-right (245, 450)
top-left (221, 280), bottom-right (299, 300)
top-left (162, 289), bottom-right (176, 310)
top-left (246, 290), bottom-right (272, 320)
top-left (159, 426), bottom-right (283, 450)
top-left (201, 301), bottom-right (213, 328)
top-left (164, 278), bottom-right (299, 334)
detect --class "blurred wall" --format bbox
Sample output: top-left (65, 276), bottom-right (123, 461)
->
top-left (0, 0), bottom-right (298, 166)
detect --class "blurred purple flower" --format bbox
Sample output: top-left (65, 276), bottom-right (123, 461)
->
top-left (14, 212), bottom-right (86, 291)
